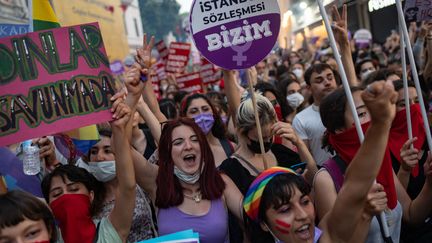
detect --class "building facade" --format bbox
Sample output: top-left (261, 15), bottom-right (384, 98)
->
top-left (123, 0), bottom-right (144, 54)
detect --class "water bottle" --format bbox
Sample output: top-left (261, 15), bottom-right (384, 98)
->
top-left (22, 140), bottom-right (41, 175)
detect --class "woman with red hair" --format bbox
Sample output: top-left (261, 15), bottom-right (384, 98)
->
top-left (131, 117), bottom-right (243, 243)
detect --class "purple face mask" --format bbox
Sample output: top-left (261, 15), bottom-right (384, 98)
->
top-left (193, 113), bottom-right (215, 135)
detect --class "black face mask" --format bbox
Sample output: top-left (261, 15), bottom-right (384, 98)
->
top-left (247, 138), bottom-right (273, 154)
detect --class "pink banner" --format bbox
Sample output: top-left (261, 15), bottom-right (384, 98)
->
top-left (200, 57), bottom-right (220, 84)
top-left (176, 72), bottom-right (203, 93)
top-left (150, 72), bottom-right (161, 100)
top-left (0, 22), bottom-right (115, 146)
top-left (154, 60), bottom-right (167, 80)
top-left (156, 40), bottom-right (169, 63)
top-left (166, 42), bottom-right (191, 74)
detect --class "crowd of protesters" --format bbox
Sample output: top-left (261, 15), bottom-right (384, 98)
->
top-left (2, 4), bottom-right (432, 243)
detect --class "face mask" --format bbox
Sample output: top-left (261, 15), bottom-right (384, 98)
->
top-left (360, 69), bottom-right (374, 81)
top-left (174, 165), bottom-right (201, 184)
top-left (286, 92), bottom-right (305, 109)
top-left (247, 138), bottom-right (273, 154)
top-left (88, 160), bottom-right (116, 182)
top-left (193, 113), bottom-right (215, 135)
top-left (161, 84), bottom-right (168, 91)
top-left (292, 68), bottom-right (303, 79)
top-left (50, 194), bottom-right (96, 243)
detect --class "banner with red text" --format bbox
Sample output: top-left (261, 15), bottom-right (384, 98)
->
top-left (176, 72), bottom-right (203, 93)
top-left (166, 42), bottom-right (191, 74)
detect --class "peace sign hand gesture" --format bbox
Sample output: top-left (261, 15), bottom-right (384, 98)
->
top-left (136, 34), bottom-right (155, 74)
top-left (331, 4), bottom-right (349, 47)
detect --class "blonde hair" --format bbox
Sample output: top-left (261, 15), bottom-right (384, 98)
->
top-left (236, 91), bottom-right (277, 135)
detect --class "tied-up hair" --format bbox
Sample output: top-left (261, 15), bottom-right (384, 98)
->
top-left (236, 91), bottom-right (277, 136)
top-left (155, 118), bottom-right (225, 208)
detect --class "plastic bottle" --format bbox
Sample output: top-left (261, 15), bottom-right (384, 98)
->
top-left (22, 140), bottom-right (41, 175)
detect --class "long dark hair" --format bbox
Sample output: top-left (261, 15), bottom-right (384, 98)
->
top-left (180, 93), bottom-right (227, 139)
top-left (41, 165), bottom-right (106, 216)
top-left (156, 118), bottom-right (225, 208)
top-left (0, 190), bottom-right (58, 242)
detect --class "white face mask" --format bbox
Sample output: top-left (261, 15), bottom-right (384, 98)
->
top-left (88, 161), bottom-right (116, 182)
top-left (292, 68), bottom-right (303, 79)
top-left (173, 165), bottom-right (201, 184)
top-left (360, 69), bottom-right (374, 81)
top-left (286, 92), bottom-right (305, 109)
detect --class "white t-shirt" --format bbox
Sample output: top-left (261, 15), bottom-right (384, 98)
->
top-left (292, 104), bottom-right (332, 165)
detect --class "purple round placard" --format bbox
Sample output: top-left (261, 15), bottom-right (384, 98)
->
top-left (190, 0), bottom-right (280, 70)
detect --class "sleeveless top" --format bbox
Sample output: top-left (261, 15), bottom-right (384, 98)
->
top-left (158, 198), bottom-right (229, 243)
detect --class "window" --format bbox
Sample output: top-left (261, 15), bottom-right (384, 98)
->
top-left (133, 18), bottom-right (139, 37)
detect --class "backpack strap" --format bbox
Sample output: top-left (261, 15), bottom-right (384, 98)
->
top-left (322, 155), bottom-right (347, 193)
top-left (219, 138), bottom-right (234, 157)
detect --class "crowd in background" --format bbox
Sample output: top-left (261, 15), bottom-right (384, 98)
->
top-left (2, 5), bottom-right (432, 243)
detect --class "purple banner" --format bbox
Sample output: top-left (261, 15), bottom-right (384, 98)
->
top-left (190, 0), bottom-right (280, 70)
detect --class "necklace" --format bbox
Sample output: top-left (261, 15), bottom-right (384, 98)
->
top-left (183, 191), bottom-right (202, 203)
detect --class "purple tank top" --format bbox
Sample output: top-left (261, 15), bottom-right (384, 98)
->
top-left (158, 198), bottom-right (229, 243)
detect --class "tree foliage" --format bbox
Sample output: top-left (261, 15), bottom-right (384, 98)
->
top-left (138, 0), bottom-right (181, 40)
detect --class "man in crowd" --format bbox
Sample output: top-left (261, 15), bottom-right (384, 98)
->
top-left (292, 63), bottom-right (338, 166)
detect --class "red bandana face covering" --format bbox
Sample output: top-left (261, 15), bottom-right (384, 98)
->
top-left (273, 104), bottom-right (283, 145)
top-left (389, 104), bottom-right (426, 177)
top-left (50, 194), bottom-right (96, 243)
top-left (328, 122), bottom-right (398, 209)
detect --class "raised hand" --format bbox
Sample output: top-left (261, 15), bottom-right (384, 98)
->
top-left (361, 80), bottom-right (398, 125)
top-left (136, 34), bottom-right (155, 73)
top-left (32, 137), bottom-right (57, 168)
top-left (331, 4), bottom-right (349, 46)
top-left (110, 97), bottom-right (131, 130)
top-left (271, 121), bottom-right (300, 145)
top-left (400, 137), bottom-right (421, 172)
top-left (125, 63), bottom-right (145, 98)
top-left (247, 66), bottom-right (258, 86)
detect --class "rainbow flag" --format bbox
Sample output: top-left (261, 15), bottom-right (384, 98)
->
top-left (32, 0), bottom-right (61, 31)
top-left (32, 0), bottom-right (100, 155)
